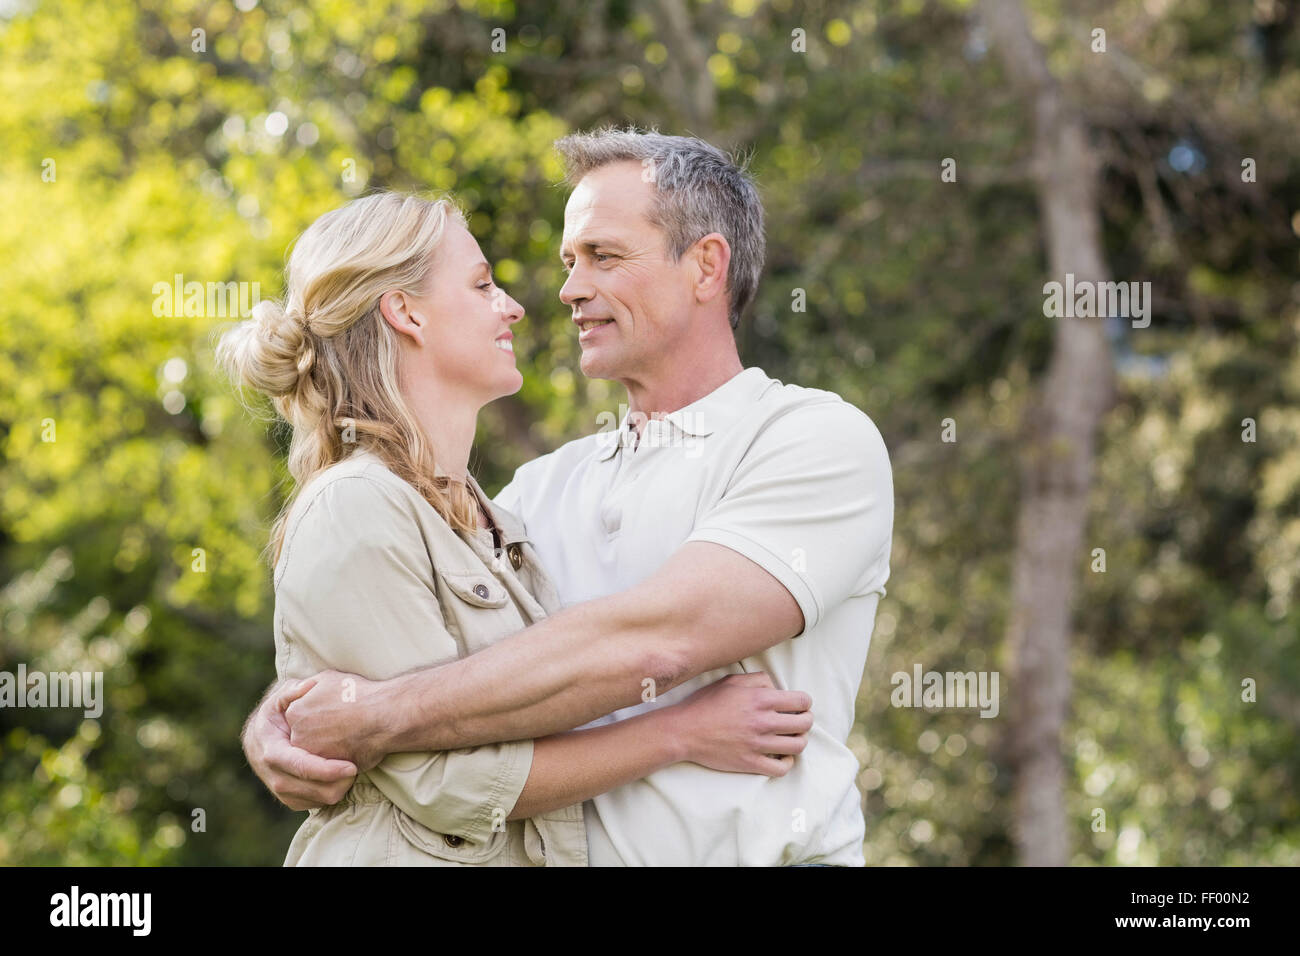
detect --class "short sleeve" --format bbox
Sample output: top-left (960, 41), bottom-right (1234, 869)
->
top-left (685, 401), bottom-right (893, 636)
top-left (275, 474), bottom-right (534, 841)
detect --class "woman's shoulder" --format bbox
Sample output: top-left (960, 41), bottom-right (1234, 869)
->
top-left (276, 450), bottom-right (430, 573)
top-left (291, 449), bottom-right (420, 522)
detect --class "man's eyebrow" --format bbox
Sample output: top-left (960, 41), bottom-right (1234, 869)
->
top-left (560, 238), bottom-right (622, 259)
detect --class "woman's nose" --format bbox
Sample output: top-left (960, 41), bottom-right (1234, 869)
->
top-left (500, 294), bottom-right (524, 324)
top-left (492, 289), bottom-right (524, 322)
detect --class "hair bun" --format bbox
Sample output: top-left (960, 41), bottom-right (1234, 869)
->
top-left (252, 298), bottom-right (303, 345)
top-left (295, 337), bottom-right (316, 376)
top-left (217, 299), bottom-right (312, 399)
top-left (256, 299), bottom-right (317, 375)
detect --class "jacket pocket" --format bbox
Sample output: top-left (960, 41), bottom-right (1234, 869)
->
top-left (438, 568), bottom-right (509, 609)
top-left (391, 806), bottom-right (511, 865)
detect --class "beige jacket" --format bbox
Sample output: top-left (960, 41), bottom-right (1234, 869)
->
top-left (273, 447), bottom-right (587, 866)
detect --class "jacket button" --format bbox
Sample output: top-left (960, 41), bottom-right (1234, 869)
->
top-left (508, 544), bottom-right (523, 570)
top-left (472, 583), bottom-right (489, 599)
top-left (443, 834), bottom-right (464, 848)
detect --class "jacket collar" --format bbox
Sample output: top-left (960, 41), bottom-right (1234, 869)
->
top-left (595, 367), bottom-right (769, 462)
top-left (344, 447), bottom-right (529, 545)
top-left (466, 471), bottom-right (529, 546)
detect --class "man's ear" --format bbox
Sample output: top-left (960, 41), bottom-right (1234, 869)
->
top-left (379, 289), bottom-right (425, 347)
top-left (690, 232), bottom-right (731, 306)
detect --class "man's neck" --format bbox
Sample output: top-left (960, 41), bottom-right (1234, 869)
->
top-left (620, 353), bottom-right (744, 437)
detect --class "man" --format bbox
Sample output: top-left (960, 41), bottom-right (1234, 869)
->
top-left (244, 127), bottom-right (894, 866)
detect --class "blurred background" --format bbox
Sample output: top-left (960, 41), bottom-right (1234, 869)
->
top-left (1, 0), bottom-right (1297, 865)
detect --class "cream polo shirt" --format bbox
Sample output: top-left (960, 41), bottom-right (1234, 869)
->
top-left (494, 366), bottom-right (893, 866)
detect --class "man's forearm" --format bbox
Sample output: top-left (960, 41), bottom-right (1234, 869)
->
top-left (363, 541), bottom-right (804, 757)
top-left (375, 590), bottom-right (688, 753)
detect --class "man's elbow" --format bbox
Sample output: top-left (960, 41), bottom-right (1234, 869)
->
top-left (636, 642), bottom-right (695, 698)
top-left (622, 569), bottom-right (802, 690)
top-left (630, 594), bottom-right (729, 695)
top-left (617, 597), bottom-right (697, 696)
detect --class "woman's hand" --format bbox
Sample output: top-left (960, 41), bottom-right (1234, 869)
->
top-left (673, 671), bottom-right (813, 777)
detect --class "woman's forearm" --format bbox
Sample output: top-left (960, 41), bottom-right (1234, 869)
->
top-left (506, 704), bottom-right (691, 820)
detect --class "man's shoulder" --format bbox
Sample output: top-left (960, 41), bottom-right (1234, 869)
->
top-left (748, 374), bottom-right (888, 461)
top-left (510, 430), bottom-right (610, 484)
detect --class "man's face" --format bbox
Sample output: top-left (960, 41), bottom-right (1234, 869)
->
top-left (558, 161), bottom-right (694, 382)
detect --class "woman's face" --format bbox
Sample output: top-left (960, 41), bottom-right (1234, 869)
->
top-left (385, 220), bottom-right (525, 405)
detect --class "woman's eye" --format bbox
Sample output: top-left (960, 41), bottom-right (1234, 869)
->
top-left (477, 282), bottom-right (492, 291)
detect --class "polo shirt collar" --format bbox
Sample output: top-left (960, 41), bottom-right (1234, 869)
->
top-left (595, 367), bottom-right (770, 461)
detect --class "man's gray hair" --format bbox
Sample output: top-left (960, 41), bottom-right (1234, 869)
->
top-left (554, 127), bottom-right (765, 330)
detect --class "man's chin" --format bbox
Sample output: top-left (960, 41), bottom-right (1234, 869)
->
top-left (578, 348), bottom-right (620, 382)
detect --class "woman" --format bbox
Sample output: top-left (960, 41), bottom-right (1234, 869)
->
top-left (217, 191), bottom-right (812, 866)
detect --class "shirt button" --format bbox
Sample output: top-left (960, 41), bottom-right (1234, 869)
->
top-left (443, 834), bottom-right (465, 848)
top-left (508, 544), bottom-right (524, 570)
top-left (473, 584), bottom-right (490, 599)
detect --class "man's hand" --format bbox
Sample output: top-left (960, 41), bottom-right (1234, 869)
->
top-left (282, 669), bottom-right (391, 771)
top-left (243, 678), bottom-right (359, 811)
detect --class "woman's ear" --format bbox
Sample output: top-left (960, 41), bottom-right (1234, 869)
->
top-left (379, 289), bottom-right (425, 347)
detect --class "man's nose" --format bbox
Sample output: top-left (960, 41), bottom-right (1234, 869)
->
top-left (559, 267), bottom-right (593, 307)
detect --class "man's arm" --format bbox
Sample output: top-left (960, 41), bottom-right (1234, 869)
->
top-left (408, 540), bottom-right (806, 746)
top-left (285, 401), bottom-right (891, 770)
top-left (285, 541), bottom-right (803, 766)
top-left (242, 677), bottom-right (358, 810)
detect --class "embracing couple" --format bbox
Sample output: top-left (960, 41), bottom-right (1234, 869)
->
top-left (219, 127), bottom-right (894, 867)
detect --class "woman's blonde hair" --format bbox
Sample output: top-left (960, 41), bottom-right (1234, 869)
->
top-left (217, 190), bottom-right (479, 566)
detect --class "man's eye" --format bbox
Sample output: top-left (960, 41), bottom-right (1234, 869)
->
top-left (595, 253), bottom-right (613, 262)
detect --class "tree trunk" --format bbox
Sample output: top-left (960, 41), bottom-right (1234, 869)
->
top-left (980, 0), bottom-right (1117, 866)
top-left (639, 0), bottom-right (717, 133)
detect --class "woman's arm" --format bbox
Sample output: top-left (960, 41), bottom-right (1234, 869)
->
top-left (508, 671), bottom-right (812, 820)
top-left (507, 707), bottom-right (682, 820)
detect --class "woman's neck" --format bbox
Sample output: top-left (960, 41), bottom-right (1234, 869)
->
top-left (402, 374), bottom-right (479, 482)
